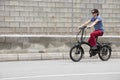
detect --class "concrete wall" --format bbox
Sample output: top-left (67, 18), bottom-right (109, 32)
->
top-left (0, 36), bottom-right (120, 61)
top-left (0, 0), bottom-right (120, 35)
top-left (0, 36), bottom-right (120, 53)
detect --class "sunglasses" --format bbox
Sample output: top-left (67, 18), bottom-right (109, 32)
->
top-left (92, 12), bottom-right (96, 14)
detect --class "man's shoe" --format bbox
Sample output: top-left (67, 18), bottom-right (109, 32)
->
top-left (89, 49), bottom-right (97, 57)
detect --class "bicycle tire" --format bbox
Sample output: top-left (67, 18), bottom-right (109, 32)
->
top-left (98, 45), bottom-right (111, 61)
top-left (70, 45), bottom-right (84, 62)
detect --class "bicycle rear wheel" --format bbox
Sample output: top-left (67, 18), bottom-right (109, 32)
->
top-left (70, 45), bottom-right (84, 62)
top-left (98, 45), bottom-right (111, 61)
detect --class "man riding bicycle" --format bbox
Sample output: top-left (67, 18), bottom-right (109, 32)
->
top-left (79, 9), bottom-right (104, 56)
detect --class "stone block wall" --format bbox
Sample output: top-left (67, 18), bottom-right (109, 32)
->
top-left (0, 0), bottom-right (120, 35)
top-left (0, 0), bottom-right (120, 61)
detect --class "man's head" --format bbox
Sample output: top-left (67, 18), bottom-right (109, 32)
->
top-left (91, 9), bottom-right (99, 16)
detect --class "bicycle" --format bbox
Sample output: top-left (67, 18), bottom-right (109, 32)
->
top-left (69, 26), bottom-right (112, 62)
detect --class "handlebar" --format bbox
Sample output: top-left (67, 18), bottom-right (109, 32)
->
top-left (79, 26), bottom-right (91, 30)
top-left (79, 26), bottom-right (87, 30)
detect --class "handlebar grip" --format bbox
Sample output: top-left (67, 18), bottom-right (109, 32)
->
top-left (79, 26), bottom-right (87, 30)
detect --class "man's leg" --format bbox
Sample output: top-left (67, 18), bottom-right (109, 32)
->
top-left (88, 30), bottom-right (103, 57)
top-left (88, 30), bottom-right (103, 47)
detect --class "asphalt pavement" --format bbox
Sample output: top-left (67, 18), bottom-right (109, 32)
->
top-left (0, 59), bottom-right (120, 80)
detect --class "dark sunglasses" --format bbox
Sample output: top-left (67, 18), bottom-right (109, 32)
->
top-left (92, 12), bottom-right (96, 14)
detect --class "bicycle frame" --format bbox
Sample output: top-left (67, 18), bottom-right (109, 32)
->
top-left (76, 27), bottom-right (92, 47)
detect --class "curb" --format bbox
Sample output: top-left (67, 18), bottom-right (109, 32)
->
top-left (0, 52), bottom-right (120, 61)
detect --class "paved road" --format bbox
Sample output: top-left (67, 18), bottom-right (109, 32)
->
top-left (0, 59), bottom-right (120, 80)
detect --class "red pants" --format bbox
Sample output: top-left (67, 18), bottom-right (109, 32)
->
top-left (88, 30), bottom-right (103, 47)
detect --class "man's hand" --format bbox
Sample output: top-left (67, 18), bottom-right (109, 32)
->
top-left (87, 26), bottom-right (92, 29)
top-left (78, 26), bottom-right (83, 29)
top-left (78, 26), bottom-right (81, 28)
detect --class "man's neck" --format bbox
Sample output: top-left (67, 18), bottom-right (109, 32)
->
top-left (94, 15), bottom-right (98, 18)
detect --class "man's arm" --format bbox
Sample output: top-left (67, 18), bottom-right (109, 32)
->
top-left (88, 19), bottom-right (99, 28)
top-left (79, 19), bottom-right (91, 28)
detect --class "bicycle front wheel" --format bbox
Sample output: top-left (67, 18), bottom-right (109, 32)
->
top-left (70, 45), bottom-right (84, 62)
